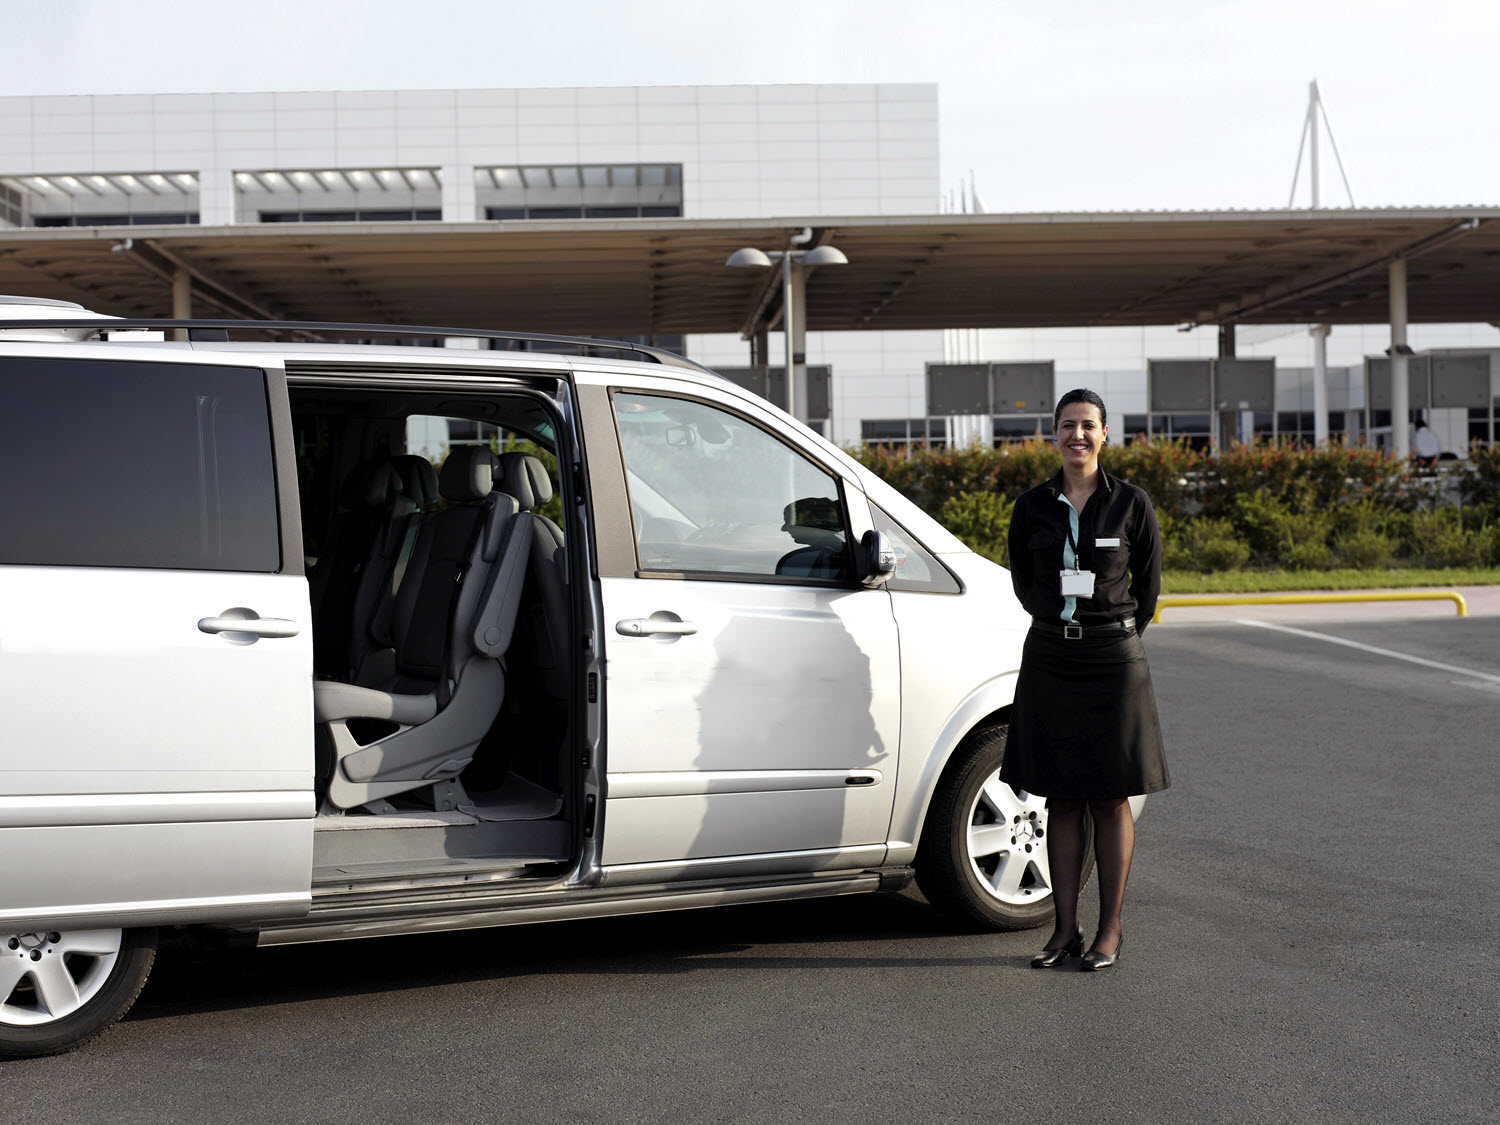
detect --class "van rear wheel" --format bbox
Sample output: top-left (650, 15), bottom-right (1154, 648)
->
top-left (916, 724), bottom-right (1095, 931)
top-left (0, 926), bottom-right (156, 1059)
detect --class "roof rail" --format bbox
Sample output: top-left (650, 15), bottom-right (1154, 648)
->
top-left (0, 316), bottom-right (713, 374)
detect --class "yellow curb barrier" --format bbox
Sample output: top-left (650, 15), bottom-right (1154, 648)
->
top-left (1152, 590), bottom-right (1468, 624)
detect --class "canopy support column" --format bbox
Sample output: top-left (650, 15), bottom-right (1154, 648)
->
top-left (1389, 258), bottom-right (1410, 459)
top-left (1311, 324), bottom-right (1330, 445)
top-left (172, 266), bottom-right (192, 342)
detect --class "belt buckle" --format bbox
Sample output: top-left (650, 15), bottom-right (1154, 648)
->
top-left (1064, 624), bottom-right (1083, 640)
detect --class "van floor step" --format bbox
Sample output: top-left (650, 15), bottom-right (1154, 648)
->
top-left (312, 855), bottom-right (537, 887)
top-left (315, 809), bottom-right (478, 831)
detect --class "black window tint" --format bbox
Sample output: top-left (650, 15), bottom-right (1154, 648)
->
top-left (1, 358), bottom-right (280, 571)
top-left (871, 505), bottom-right (961, 594)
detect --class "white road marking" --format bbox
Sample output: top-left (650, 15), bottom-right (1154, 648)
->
top-left (1235, 619), bottom-right (1500, 686)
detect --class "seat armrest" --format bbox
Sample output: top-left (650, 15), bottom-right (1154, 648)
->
top-left (314, 680), bottom-right (438, 726)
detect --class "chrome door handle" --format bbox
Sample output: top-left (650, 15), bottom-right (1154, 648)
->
top-left (615, 617), bottom-right (698, 637)
top-left (199, 611), bottom-right (301, 643)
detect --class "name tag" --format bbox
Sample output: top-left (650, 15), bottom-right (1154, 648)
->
top-left (1060, 569), bottom-right (1096, 596)
top-left (1096, 537), bottom-right (1121, 548)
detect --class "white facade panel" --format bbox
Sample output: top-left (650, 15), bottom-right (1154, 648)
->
top-left (0, 82), bottom-right (945, 441)
top-left (517, 87), bottom-right (579, 108)
top-left (156, 110), bottom-right (215, 133)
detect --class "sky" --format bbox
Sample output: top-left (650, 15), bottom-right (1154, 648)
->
top-left (4, 0), bottom-right (1498, 213)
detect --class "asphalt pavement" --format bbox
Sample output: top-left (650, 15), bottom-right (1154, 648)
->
top-left (7, 611), bottom-right (1498, 1124)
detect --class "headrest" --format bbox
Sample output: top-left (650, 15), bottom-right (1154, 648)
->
top-left (497, 452), bottom-right (553, 510)
top-left (391, 455), bottom-right (440, 508)
top-left (439, 445), bottom-right (497, 502)
top-left (339, 459), bottom-right (403, 509)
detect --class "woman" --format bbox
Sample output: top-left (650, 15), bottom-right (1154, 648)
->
top-left (1001, 388), bottom-right (1169, 971)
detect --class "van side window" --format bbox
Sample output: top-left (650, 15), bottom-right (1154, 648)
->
top-left (1, 358), bottom-right (280, 571)
top-left (871, 505), bottom-right (962, 594)
top-left (613, 391), bottom-right (852, 582)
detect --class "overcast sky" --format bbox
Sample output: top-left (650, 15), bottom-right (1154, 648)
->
top-left (6, 0), bottom-right (1497, 213)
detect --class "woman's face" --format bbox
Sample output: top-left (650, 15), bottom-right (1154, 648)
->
top-left (1054, 401), bottom-right (1107, 473)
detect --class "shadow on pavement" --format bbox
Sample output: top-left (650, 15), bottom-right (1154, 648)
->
top-left (133, 886), bottom-right (1035, 1023)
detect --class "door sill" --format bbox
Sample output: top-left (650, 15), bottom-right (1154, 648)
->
top-left (258, 866), bottom-right (902, 946)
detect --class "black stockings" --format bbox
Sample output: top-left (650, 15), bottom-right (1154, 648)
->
top-left (1042, 797), bottom-right (1135, 957)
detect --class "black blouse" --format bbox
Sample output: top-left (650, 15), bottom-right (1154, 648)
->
top-left (1007, 470), bottom-right (1162, 633)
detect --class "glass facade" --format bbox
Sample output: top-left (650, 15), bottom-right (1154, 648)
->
top-left (476, 164), bottom-right (682, 222)
top-left (33, 213), bottom-right (198, 227)
top-left (992, 415), bottom-right (1049, 444)
top-left (485, 204), bottom-right (682, 220)
top-left (259, 209), bottom-right (440, 222)
top-left (861, 419), bottom-right (947, 449)
top-left (2, 171), bottom-right (201, 227)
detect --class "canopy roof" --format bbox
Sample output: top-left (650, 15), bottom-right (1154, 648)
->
top-left (1, 207), bottom-right (1496, 337)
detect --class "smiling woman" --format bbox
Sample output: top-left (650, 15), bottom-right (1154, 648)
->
top-left (1000, 388), bottom-right (1170, 972)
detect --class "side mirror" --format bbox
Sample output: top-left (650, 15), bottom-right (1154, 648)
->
top-left (860, 529), bottom-right (899, 588)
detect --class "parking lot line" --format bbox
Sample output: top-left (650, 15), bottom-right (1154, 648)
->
top-left (1236, 618), bottom-right (1500, 686)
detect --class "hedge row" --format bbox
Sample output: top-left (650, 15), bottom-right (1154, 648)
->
top-left (852, 441), bottom-right (1500, 573)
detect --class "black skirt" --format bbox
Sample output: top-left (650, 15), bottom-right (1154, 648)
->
top-left (999, 625), bottom-right (1170, 800)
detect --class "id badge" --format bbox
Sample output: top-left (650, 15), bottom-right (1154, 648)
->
top-left (1060, 569), bottom-right (1096, 597)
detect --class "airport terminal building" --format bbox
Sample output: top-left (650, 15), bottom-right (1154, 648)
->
top-left (2, 83), bottom-right (1497, 452)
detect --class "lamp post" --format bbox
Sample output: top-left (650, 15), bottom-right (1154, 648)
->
top-left (726, 232), bottom-right (847, 424)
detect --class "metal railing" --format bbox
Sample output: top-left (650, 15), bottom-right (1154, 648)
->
top-left (1152, 589), bottom-right (1468, 623)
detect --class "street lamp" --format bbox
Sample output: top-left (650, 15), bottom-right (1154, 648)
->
top-left (726, 230), bottom-right (847, 424)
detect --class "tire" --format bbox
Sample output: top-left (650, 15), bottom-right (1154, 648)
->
top-left (0, 926), bottom-right (157, 1060)
top-left (916, 723), bottom-right (1095, 931)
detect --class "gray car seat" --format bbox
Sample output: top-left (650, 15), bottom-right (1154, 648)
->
top-left (315, 446), bottom-right (534, 810)
top-left (308, 459), bottom-right (405, 679)
top-left (347, 454), bottom-right (440, 684)
top-left (497, 451), bottom-right (570, 710)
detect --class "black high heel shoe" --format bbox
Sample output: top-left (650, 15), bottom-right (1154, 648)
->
top-left (1080, 933), bottom-right (1123, 972)
top-left (1030, 926), bottom-right (1084, 969)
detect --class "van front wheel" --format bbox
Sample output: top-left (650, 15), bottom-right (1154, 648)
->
top-left (916, 724), bottom-right (1095, 931)
top-left (0, 926), bottom-right (156, 1059)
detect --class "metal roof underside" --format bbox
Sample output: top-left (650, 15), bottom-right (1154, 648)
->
top-left (1, 208), bottom-right (1497, 336)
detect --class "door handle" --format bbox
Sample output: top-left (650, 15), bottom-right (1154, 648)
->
top-left (615, 616), bottom-right (698, 638)
top-left (199, 609), bottom-right (301, 644)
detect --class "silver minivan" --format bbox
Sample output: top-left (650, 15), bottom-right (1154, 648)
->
top-left (0, 297), bottom-right (1128, 1059)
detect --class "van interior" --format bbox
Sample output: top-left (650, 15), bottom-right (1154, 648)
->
top-left (290, 382), bottom-right (578, 889)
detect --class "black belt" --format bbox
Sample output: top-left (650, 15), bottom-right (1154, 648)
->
top-left (1031, 616), bottom-right (1135, 640)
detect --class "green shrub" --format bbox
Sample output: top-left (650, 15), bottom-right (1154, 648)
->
top-left (1408, 509), bottom-right (1487, 568)
top-left (1228, 491), bottom-right (1336, 566)
top-left (1328, 500), bottom-right (1406, 540)
top-left (1333, 529), bottom-right (1396, 569)
top-left (1284, 541), bottom-right (1337, 570)
top-left (1198, 534), bottom-right (1252, 572)
top-left (850, 438), bottom-right (1496, 576)
top-left (937, 490), bottom-right (1012, 563)
top-left (1163, 517), bottom-right (1248, 573)
top-left (1460, 442), bottom-right (1500, 510)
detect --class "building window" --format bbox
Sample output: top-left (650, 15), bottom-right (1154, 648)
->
top-left (258, 209), bottom-right (441, 222)
top-left (476, 164), bottom-right (683, 221)
top-left (862, 419), bottom-right (947, 450)
top-left (992, 416), bottom-right (1049, 445)
top-left (33, 213), bottom-right (199, 227)
top-left (484, 203), bottom-right (683, 221)
top-left (1120, 414), bottom-right (1149, 445)
top-left (236, 168), bottom-right (442, 224)
top-left (2, 171), bottom-right (200, 227)
top-left (1148, 413), bottom-right (1212, 450)
top-left (0, 183), bottom-right (22, 227)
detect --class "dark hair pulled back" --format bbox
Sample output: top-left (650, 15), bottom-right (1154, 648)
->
top-left (1053, 387), bottom-right (1107, 429)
